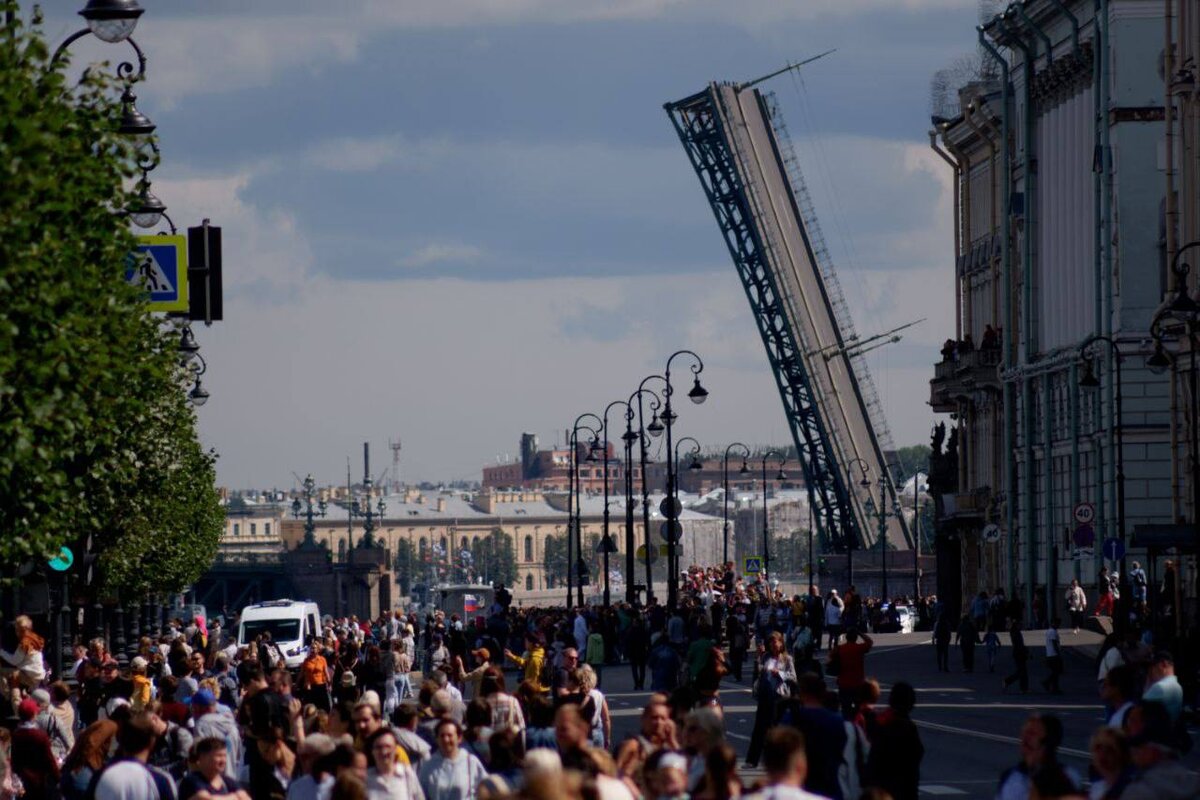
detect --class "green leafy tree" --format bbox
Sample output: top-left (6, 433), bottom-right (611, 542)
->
top-left (474, 528), bottom-right (517, 587)
top-left (0, 14), bottom-right (222, 594)
top-left (543, 533), bottom-right (568, 589)
top-left (892, 445), bottom-right (932, 485)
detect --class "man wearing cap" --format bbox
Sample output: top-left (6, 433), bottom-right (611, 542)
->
top-left (12, 697), bottom-right (58, 798)
top-left (191, 687), bottom-right (243, 780)
top-left (1121, 700), bottom-right (1200, 799)
top-left (1142, 651), bottom-right (1184, 723)
top-left (461, 648), bottom-right (492, 701)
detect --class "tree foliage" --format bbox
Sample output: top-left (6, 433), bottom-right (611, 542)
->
top-left (472, 528), bottom-right (517, 587)
top-left (0, 14), bottom-right (222, 595)
top-left (892, 445), bottom-right (932, 485)
top-left (393, 539), bottom-right (415, 595)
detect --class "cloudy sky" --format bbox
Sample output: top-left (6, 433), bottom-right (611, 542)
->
top-left (41, 0), bottom-right (979, 489)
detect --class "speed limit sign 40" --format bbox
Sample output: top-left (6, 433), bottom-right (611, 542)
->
top-left (1073, 502), bottom-right (1095, 526)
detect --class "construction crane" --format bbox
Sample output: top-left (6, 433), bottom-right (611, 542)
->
top-left (665, 57), bottom-right (912, 557)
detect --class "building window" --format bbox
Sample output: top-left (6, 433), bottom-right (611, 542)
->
top-left (419, 538), bottom-right (427, 558)
top-left (233, 523), bottom-right (240, 536)
top-left (250, 523), bottom-right (257, 535)
top-left (264, 523), bottom-right (271, 536)
top-left (338, 539), bottom-right (346, 561)
top-left (524, 535), bottom-right (533, 561)
top-left (525, 574), bottom-right (533, 591)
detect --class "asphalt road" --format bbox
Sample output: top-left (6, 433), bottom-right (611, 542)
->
top-left (600, 630), bottom-right (1200, 797)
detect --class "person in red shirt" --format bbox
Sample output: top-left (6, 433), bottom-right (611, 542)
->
top-left (12, 698), bottom-right (58, 799)
top-left (834, 629), bottom-right (873, 718)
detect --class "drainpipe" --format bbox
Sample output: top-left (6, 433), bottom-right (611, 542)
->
top-left (1047, 0), bottom-right (1081, 55)
top-left (1070, 361), bottom-right (1082, 581)
top-left (978, 24), bottom-right (1017, 600)
top-left (944, 131), bottom-right (973, 342)
top-left (1166, 0), bottom-right (1178, 273)
top-left (1044, 376), bottom-right (1056, 620)
top-left (1015, 4), bottom-right (1054, 65)
top-left (996, 11), bottom-right (1037, 621)
top-left (1101, 0), bottom-right (1115, 571)
top-left (1092, 0), bottom-right (1108, 579)
top-left (930, 130), bottom-right (964, 341)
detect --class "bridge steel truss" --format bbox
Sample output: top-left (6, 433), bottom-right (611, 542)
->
top-left (666, 83), bottom-right (912, 555)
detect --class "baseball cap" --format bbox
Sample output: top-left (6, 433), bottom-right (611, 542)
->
top-left (30, 688), bottom-right (51, 706)
top-left (190, 688), bottom-right (216, 707)
top-left (130, 656), bottom-right (148, 670)
top-left (471, 648), bottom-right (490, 662)
top-left (17, 698), bottom-right (39, 721)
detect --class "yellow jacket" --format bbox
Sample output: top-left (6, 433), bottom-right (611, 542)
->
top-left (507, 645), bottom-right (548, 692)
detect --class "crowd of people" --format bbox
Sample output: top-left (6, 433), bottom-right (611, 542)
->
top-left (0, 560), bottom-right (1193, 800)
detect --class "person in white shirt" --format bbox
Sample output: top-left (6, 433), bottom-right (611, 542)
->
top-left (823, 591), bottom-right (843, 649)
top-left (366, 728), bottom-right (424, 800)
top-left (417, 719), bottom-right (486, 800)
top-left (1064, 580), bottom-right (1087, 633)
top-left (1042, 619), bottom-right (1063, 694)
top-left (741, 726), bottom-right (831, 800)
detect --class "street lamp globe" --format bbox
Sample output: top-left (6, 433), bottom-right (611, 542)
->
top-left (688, 455), bottom-right (703, 471)
top-left (1146, 342), bottom-right (1172, 374)
top-left (739, 460), bottom-right (750, 475)
top-left (647, 414), bottom-right (664, 438)
top-left (776, 467), bottom-right (787, 481)
top-left (129, 185), bottom-right (166, 228)
top-left (189, 378), bottom-right (209, 406)
top-left (177, 326), bottom-right (200, 365)
top-left (687, 376), bottom-right (709, 405)
top-left (79, 0), bottom-right (145, 43)
top-left (291, 498), bottom-right (302, 516)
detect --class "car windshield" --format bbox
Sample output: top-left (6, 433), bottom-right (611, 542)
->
top-left (240, 618), bottom-right (301, 644)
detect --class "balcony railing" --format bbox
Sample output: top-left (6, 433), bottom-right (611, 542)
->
top-left (930, 347), bottom-right (1002, 412)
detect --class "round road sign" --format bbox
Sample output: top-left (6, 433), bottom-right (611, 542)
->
top-left (636, 544), bottom-right (658, 565)
top-left (1073, 502), bottom-right (1096, 526)
top-left (47, 546), bottom-right (74, 572)
top-left (982, 524), bottom-right (1001, 543)
top-left (1102, 538), bottom-right (1126, 562)
top-left (1073, 524), bottom-right (1096, 548)
top-left (659, 496), bottom-right (682, 518)
top-left (659, 520), bottom-right (683, 542)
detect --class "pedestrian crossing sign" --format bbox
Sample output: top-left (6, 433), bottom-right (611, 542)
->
top-left (126, 235), bottom-right (189, 313)
top-left (743, 556), bottom-right (763, 575)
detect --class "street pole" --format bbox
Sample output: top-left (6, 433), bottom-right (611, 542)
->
top-left (878, 476), bottom-right (889, 602)
top-left (636, 377), bottom-right (665, 603)
top-left (567, 428), bottom-right (575, 608)
top-left (723, 443), bottom-right (751, 569)
top-left (569, 414), bottom-right (601, 608)
top-left (914, 470), bottom-right (921, 600)
top-left (601, 400), bottom-right (630, 609)
top-left (623, 407), bottom-right (638, 604)
top-left (661, 350), bottom-right (707, 610)
top-left (847, 458), bottom-right (870, 591)
top-left (761, 451), bottom-right (785, 586)
top-left (806, 479), bottom-right (816, 590)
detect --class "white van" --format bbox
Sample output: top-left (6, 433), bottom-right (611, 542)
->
top-left (237, 600), bottom-right (321, 669)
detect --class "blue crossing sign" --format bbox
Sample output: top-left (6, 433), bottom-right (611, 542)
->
top-left (126, 234), bottom-right (189, 313)
top-left (743, 556), bottom-right (763, 575)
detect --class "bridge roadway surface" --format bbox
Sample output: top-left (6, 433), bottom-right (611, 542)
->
top-left (596, 630), bottom-right (1199, 797)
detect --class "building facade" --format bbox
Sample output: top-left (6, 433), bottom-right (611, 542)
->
top-left (932, 0), bottom-right (1174, 619)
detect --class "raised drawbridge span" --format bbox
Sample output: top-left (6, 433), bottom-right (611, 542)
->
top-left (665, 75), bottom-right (912, 556)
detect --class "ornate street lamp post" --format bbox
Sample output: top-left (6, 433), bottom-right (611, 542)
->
top-left (569, 414), bottom-right (602, 608)
top-left (761, 451), bottom-right (786, 585)
top-left (291, 474), bottom-right (328, 548)
top-left (659, 351), bottom-right (707, 609)
top-left (847, 457), bottom-right (871, 588)
top-left (723, 443), bottom-right (752, 568)
top-left (635, 377), bottom-right (666, 603)
top-left (600, 400), bottom-right (631, 608)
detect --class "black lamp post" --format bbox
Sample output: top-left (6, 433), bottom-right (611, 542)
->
top-left (1079, 334), bottom-right (1127, 631)
top-left (722, 443), bottom-right (752, 568)
top-left (635, 376), bottom-right (666, 603)
top-left (660, 351), bottom-right (708, 609)
top-left (291, 474), bottom-right (328, 548)
top-left (761, 450), bottom-right (786, 585)
top-left (671, 437), bottom-right (703, 574)
top-left (569, 414), bottom-right (602, 608)
top-left (621, 391), bottom-right (657, 604)
top-left (847, 457), bottom-right (871, 588)
top-left (1146, 241), bottom-right (1200, 632)
top-left (600, 400), bottom-right (630, 608)
top-left (350, 447), bottom-right (386, 551)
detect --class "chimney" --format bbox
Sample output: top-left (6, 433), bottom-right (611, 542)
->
top-left (521, 432), bottom-right (539, 479)
top-left (474, 490), bottom-right (496, 514)
top-left (437, 497), bottom-right (447, 513)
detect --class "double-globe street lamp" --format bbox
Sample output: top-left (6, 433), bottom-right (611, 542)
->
top-left (847, 457), bottom-right (871, 588)
top-left (671, 438), bottom-right (704, 574)
top-left (862, 474), bottom-right (901, 603)
top-left (568, 414), bottom-right (602, 608)
top-left (1147, 240), bottom-right (1200, 631)
top-left (598, 400), bottom-right (631, 608)
top-left (649, 351), bottom-right (708, 609)
top-left (761, 451), bottom-right (787, 584)
top-left (292, 474), bottom-right (328, 547)
top-left (621, 391), bottom-right (658, 604)
top-left (634, 377), bottom-right (666, 603)
top-left (723, 443), bottom-right (752, 568)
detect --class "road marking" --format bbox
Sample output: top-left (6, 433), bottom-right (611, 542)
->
top-left (914, 718), bottom-right (1090, 760)
top-left (920, 786), bottom-right (968, 795)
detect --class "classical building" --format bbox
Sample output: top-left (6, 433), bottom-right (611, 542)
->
top-left (218, 496), bottom-right (286, 563)
top-left (930, 0), bottom-right (1173, 619)
top-left (482, 433), bottom-right (650, 493)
